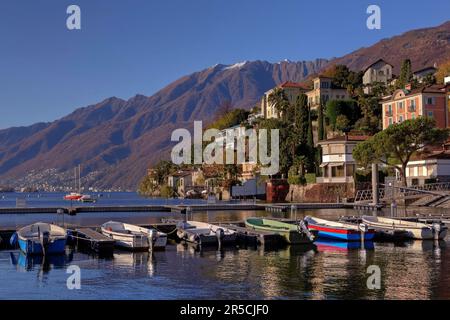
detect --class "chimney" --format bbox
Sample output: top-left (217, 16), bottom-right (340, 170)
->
top-left (445, 76), bottom-right (450, 85)
top-left (405, 83), bottom-right (412, 91)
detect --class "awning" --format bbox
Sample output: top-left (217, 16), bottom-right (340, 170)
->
top-left (319, 163), bottom-right (328, 168)
top-left (329, 162), bottom-right (344, 167)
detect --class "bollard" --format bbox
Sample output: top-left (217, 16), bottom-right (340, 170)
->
top-left (391, 200), bottom-right (397, 218)
top-left (291, 205), bottom-right (297, 222)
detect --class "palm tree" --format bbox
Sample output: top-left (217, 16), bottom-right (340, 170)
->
top-left (268, 88), bottom-right (289, 119)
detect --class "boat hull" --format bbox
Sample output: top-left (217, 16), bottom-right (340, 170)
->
top-left (153, 234), bottom-right (168, 250)
top-left (245, 219), bottom-right (313, 245)
top-left (18, 238), bottom-right (66, 255)
top-left (177, 229), bottom-right (237, 246)
top-left (362, 216), bottom-right (447, 240)
top-left (176, 221), bottom-right (238, 246)
top-left (101, 229), bottom-right (150, 251)
top-left (308, 226), bottom-right (375, 241)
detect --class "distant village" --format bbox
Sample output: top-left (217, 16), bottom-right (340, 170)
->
top-left (140, 58), bottom-right (450, 203)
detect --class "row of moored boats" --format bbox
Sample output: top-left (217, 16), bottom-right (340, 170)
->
top-left (8, 221), bottom-right (168, 255)
top-left (5, 215), bottom-right (448, 256)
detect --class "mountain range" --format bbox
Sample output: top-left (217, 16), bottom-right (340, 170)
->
top-left (1, 21), bottom-right (450, 190)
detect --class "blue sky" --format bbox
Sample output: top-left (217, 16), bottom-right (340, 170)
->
top-left (0, 0), bottom-right (449, 129)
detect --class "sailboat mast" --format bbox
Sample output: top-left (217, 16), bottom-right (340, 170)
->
top-left (74, 167), bottom-right (77, 192)
top-left (78, 164), bottom-right (81, 193)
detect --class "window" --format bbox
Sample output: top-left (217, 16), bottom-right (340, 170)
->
top-left (321, 82), bottom-right (330, 89)
top-left (426, 97), bottom-right (435, 105)
top-left (412, 113), bottom-right (416, 119)
top-left (388, 118), bottom-right (393, 125)
top-left (399, 115), bottom-right (403, 122)
top-left (397, 101), bottom-right (403, 109)
top-left (409, 99), bottom-right (416, 112)
top-left (428, 111), bottom-right (434, 118)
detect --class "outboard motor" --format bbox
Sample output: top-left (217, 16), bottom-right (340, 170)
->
top-left (148, 229), bottom-right (155, 252)
top-left (216, 228), bottom-right (225, 248)
top-left (359, 223), bottom-right (369, 243)
top-left (432, 223), bottom-right (442, 241)
top-left (359, 223), bottom-right (369, 233)
top-left (40, 231), bottom-right (51, 255)
top-left (10, 232), bottom-right (18, 248)
top-left (298, 220), bottom-right (315, 242)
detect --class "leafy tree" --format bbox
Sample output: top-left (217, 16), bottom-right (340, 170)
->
top-left (370, 81), bottom-right (388, 97)
top-left (160, 185), bottom-right (176, 198)
top-left (354, 90), bottom-right (382, 134)
top-left (208, 108), bottom-right (250, 130)
top-left (258, 118), bottom-right (292, 177)
top-left (422, 73), bottom-right (437, 86)
top-left (326, 99), bottom-right (360, 131)
top-left (335, 115), bottom-right (351, 132)
top-left (353, 118), bottom-right (449, 186)
top-left (436, 59), bottom-right (450, 84)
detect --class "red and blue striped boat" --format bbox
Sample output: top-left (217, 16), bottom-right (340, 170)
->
top-left (304, 216), bottom-right (375, 242)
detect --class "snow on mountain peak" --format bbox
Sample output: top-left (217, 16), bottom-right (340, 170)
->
top-left (224, 61), bottom-right (249, 70)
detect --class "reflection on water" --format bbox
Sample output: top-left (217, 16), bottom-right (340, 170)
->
top-left (0, 193), bottom-right (449, 299)
top-left (0, 238), bottom-right (449, 299)
top-left (9, 250), bottom-right (74, 273)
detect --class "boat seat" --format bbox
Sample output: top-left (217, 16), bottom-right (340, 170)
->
top-left (188, 228), bottom-right (213, 235)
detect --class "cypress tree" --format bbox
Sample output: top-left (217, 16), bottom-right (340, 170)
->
top-left (318, 103), bottom-right (325, 141)
top-left (398, 59), bottom-right (412, 89)
top-left (307, 107), bottom-right (314, 148)
top-left (296, 94), bottom-right (309, 145)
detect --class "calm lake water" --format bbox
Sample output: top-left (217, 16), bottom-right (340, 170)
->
top-left (0, 192), bottom-right (449, 300)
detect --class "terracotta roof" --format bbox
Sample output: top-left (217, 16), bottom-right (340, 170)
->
top-left (412, 151), bottom-right (450, 161)
top-left (318, 135), bottom-right (370, 144)
top-left (279, 81), bottom-right (309, 90)
top-left (409, 84), bottom-right (446, 95)
top-left (383, 84), bottom-right (446, 102)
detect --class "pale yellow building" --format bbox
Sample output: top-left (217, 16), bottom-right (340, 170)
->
top-left (306, 77), bottom-right (349, 110)
top-left (261, 81), bottom-right (309, 119)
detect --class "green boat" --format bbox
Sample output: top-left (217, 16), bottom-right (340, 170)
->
top-left (245, 218), bottom-right (316, 244)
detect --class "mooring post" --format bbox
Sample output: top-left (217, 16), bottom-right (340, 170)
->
top-left (391, 200), bottom-right (397, 218)
top-left (371, 163), bottom-right (379, 207)
top-left (291, 205), bottom-right (297, 222)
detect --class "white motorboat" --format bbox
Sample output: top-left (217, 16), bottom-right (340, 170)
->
top-left (101, 221), bottom-right (167, 251)
top-left (362, 216), bottom-right (447, 240)
top-left (177, 221), bottom-right (237, 246)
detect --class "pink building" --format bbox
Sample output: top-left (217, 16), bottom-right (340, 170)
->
top-left (381, 84), bottom-right (448, 130)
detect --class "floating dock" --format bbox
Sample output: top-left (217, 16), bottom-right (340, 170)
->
top-left (72, 228), bottom-right (115, 254)
top-left (0, 202), bottom-right (360, 216)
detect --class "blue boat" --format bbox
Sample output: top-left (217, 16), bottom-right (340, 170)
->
top-left (305, 216), bottom-right (375, 242)
top-left (11, 222), bottom-right (67, 255)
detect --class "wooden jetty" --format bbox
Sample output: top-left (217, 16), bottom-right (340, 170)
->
top-left (72, 228), bottom-right (115, 255)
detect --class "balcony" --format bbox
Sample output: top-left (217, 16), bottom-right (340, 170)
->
top-left (385, 110), bottom-right (393, 117)
top-left (408, 105), bottom-right (416, 112)
top-left (316, 176), bottom-right (354, 184)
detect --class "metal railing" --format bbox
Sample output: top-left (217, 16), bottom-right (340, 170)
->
top-left (354, 182), bottom-right (450, 204)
